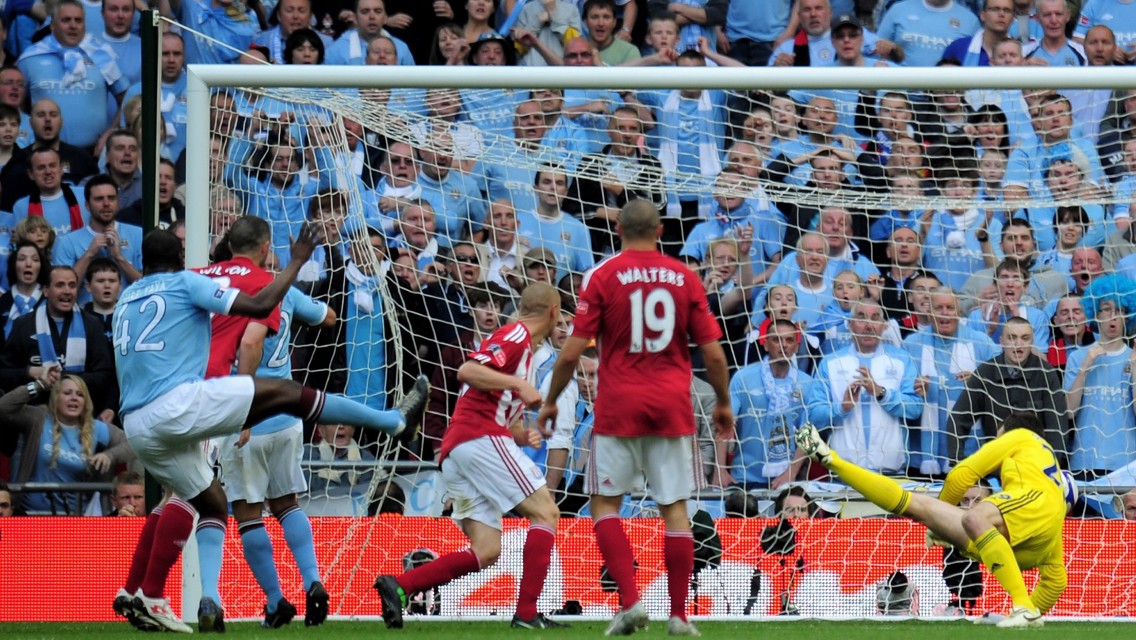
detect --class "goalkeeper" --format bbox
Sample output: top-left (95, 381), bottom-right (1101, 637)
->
top-left (796, 411), bottom-right (1067, 627)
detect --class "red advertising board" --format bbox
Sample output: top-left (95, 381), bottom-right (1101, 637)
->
top-left (1, 517), bottom-right (1132, 621)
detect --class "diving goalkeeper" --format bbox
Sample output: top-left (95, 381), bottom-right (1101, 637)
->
top-left (796, 411), bottom-right (1068, 627)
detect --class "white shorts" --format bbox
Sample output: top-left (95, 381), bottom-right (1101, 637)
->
top-left (585, 435), bottom-right (702, 506)
top-left (123, 377), bottom-right (256, 499)
top-left (441, 435), bottom-right (546, 529)
top-left (220, 421), bottom-right (308, 504)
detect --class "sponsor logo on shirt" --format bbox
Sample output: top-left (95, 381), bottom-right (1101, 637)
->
top-left (488, 343), bottom-right (506, 367)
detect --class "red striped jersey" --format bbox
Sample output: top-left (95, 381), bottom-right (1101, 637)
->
top-left (438, 321), bottom-right (534, 462)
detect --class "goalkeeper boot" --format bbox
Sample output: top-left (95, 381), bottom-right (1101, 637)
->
top-left (394, 375), bottom-right (430, 444)
top-left (374, 575), bottom-right (407, 629)
top-left (604, 601), bottom-right (649, 636)
top-left (666, 617), bottom-right (701, 636)
top-left (305, 581), bottom-right (330, 626)
top-left (511, 613), bottom-right (571, 629)
top-left (113, 588), bottom-right (159, 632)
top-left (134, 590), bottom-right (193, 634)
top-left (197, 596), bottom-right (225, 633)
top-left (262, 598), bottom-right (297, 628)
top-left (997, 606), bottom-right (1043, 628)
top-left (794, 424), bottom-right (832, 466)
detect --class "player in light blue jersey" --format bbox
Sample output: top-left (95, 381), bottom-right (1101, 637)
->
top-left (1064, 274), bottom-right (1136, 477)
top-left (112, 226), bottom-right (430, 633)
top-left (878, 0), bottom-right (980, 67)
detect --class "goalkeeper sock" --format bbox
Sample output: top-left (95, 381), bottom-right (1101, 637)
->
top-left (828, 451), bottom-right (912, 515)
top-left (515, 524), bottom-right (556, 620)
top-left (594, 514), bottom-right (640, 608)
top-left (299, 387), bottom-right (402, 434)
top-left (196, 516), bottom-right (226, 603)
top-left (277, 505), bottom-right (321, 591)
top-left (398, 548), bottom-right (480, 595)
top-left (973, 528), bottom-right (1034, 611)
top-left (124, 506), bottom-right (163, 594)
top-left (664, 529), bottom-right (694, 621)
top-left (141, 497), bottom-right (195, 598)
top-left (239, 519), bottom-right (285, 609)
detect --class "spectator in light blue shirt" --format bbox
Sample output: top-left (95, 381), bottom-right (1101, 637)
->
top-left (1074, 0), bottom-right (1136, 58)
top-left (878, 0), bottom-right (980, 67)
top-left (254, 0), bottom-right (333, 64)
top-left (124, 32), bottom-right (188, 163)
top-left (93, 0), bottom-right (142, 87)
top-left (1023, 0), bottom-right (1087, 66)
top-left (724, 0), bottom-right (795, 66)
top-left (11, 147), bottom-right (89, 237)
top-left (770, 0), bottom-right (890, 67)
top-left (324, 0), bottom-right (414, 66)
top-left (942, 0), bottom-right (1016, 66)
top-left (515, 164), bottom-right (594, 276)
top-left (167, 0), bottom-right (260, 65)
top-left (414, 131), bottom-right (486, 247)
top-left (17, 1), bottom-right (130, 150)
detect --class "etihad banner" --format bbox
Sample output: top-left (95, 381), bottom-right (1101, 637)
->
top-left (1, 517), bottom-right (1132, 621)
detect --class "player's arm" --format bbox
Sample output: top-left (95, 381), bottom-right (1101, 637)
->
top-left (237, 322), bottom-right (268, 376)
top-left (542, 335), bottom-right (590, 407)
top-left (229, 226), bottom-right (318, 318)
top-left (456, 360), bottom-right (540, 403)
top-left (698, 339), bottom-right (733, 439)
top-left (940, 430), bottom-right (1030, 505)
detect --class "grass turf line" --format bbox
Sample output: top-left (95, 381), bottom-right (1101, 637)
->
top-left (1, 621), bottom-right (1134, 640)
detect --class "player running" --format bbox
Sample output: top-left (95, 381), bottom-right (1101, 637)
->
top-left (795, 411), bottom-right (1069, 627)
top-left (112, 227), bottom-right (428, 633)
top-left (538, 199), bottom-right (734, 637)
top-left (374, 282), bottom-right (566, 631)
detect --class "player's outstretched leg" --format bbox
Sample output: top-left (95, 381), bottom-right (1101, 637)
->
top-left (511, 487), bottom-right (568, 629)
top-left (375, 547), bottom-right (482, 629)
top-left (795, 425), bottom-right (973, 547)
top-left (196, 515), bottom-right (227, 633)
top-left (248, 376), bottom-right (429, 443)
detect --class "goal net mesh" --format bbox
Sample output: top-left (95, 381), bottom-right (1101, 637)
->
top-left (193, 63), bottom-right (1136, 619)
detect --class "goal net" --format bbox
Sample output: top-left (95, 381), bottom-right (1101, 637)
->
top-left (184, 59), bottom-right (1136, 621)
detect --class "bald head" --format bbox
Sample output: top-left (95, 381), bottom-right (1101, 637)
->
top-left (518, 281), bottom-right (561, 317)
top-left (618, 199), bottom-right (661, 241)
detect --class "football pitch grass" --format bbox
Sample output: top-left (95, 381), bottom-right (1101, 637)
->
top-left (2, 620), bottom-right (1134, 640)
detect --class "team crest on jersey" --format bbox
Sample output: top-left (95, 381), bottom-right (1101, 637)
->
top-left (449, 188), bottom-right (460, 200)
top-left (487, 343), bottom-right (507, 366)
top-left (949, 18), bottom-right (960, 29)
top-left (1126, 364), bottom-right (1132, 374)
top-left (576, 300), bottom-right (589, 314)
top-left (819, 49), bottom-right (831, 61)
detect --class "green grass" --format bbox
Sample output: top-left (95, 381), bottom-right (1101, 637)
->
top-left (1, 620), bottom-right (1133, 640)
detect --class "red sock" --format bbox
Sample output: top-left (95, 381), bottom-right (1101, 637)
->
top-left (123, 507), bottom-right (163, 594)
top-left (140, 498), bottom-right (195, 598)
top-left (593, 515), bottom-right (638, 608)
top-left (664, 530), bottom-right (694, 621)
top-left (515, 525), bottom-right (555, 619)
top-left (397, 548), bottom-right (480, 595)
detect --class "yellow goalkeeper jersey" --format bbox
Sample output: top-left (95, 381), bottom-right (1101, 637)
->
top-left (941, 428), bottom-right (1064, 507)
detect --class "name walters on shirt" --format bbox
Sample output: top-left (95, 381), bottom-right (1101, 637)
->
top-left (615, 267), bottom-right (686, 287)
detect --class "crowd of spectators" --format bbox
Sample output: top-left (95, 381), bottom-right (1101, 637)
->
top-left (1, 0), bottom-right (1135, 519)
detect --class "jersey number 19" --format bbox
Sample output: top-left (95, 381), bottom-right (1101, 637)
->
top-left (628, 288), bottom-right (675, 353)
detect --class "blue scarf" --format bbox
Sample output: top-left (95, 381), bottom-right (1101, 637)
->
top-left (34, 304), bottom-right (87, 372)
top-left (5, 287), bottom-right (41, 339)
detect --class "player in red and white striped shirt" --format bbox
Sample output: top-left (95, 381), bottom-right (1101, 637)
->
top-left (374, 283), bottom-right (567, 630)
top-left (539, 200), bottom-right (734, 636)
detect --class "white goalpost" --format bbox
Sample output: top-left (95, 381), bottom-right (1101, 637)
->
top-left (179, 62), bottom-right (1136, 622)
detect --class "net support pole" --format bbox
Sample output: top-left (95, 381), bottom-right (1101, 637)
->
top-left (185, 70), bottom-right (212, 269)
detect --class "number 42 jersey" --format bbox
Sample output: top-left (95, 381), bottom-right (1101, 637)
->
top-left (571, 249), bottom-right (722, 438)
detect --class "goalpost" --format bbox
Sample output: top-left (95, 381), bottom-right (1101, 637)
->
top-left (182, 62), bottom-right (1136, 621)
